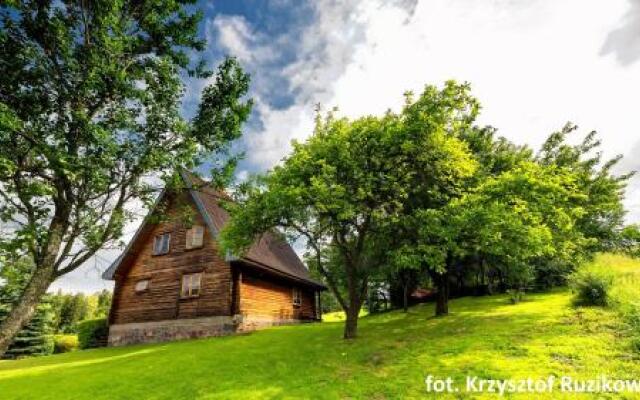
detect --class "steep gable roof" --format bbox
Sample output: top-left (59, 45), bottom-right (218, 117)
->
top-left (102, 171), bottom-right (325, 289)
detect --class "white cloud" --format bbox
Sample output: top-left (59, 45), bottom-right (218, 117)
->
top-left (213, 0), bottom-right (640, 223)
top-left (211, 15), bottom-right (276, 65)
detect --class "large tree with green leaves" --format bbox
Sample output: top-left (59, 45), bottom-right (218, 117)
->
top-left (384, 82), bottom-right (479, 316)
top-left (535, 124), bottom-right (633, 272)
top-left (0, 0), bottom-right (252, 355)
top-left (222, 113), bottom-right (408, 339)
top-left (221, 83), bottom-right (478, 339)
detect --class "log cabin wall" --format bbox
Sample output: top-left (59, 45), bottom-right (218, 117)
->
top-left (110, 192), bottom-right (232, 325)
top-left (239, 269), bottom-right (317, 322)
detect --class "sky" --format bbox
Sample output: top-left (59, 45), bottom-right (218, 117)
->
top-left (51, 0), bottom-right (640, 293)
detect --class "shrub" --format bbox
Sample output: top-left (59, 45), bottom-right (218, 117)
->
top-left (631, 337), bottom-right (640, 354)
top-left (0, 300), bottom-right (55, 359)
top-left (77, 318), bottom-right (109, 349)
top-left (53, 335), bottom-right (79, 354)
top-left (569, 268), bottom-right (614, 307)
top-left (507, 289), bottom-right (525, 304)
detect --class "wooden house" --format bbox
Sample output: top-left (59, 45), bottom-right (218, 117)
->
top-left (102, 171), bottom-right (325, 346)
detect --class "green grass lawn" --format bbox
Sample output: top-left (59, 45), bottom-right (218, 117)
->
top-left (1, 258), bottom-right (640, 399)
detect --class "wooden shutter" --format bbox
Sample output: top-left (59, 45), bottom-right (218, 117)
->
top-left (162, 233), bottom-right (170, 253)
top-left (185, 228), bottom-right (194, 250)
top-left (153, 236), bottom-right (161, 255)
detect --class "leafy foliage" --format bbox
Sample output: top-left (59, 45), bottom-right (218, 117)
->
top-left (76, 318), bottom-right (108, 349)
top-left (0, 0), bottom-right (251, 352)
top-left (570, 268), bottom-right (614, 307)
top-left (53, 334), bottom-right (79, 354)
top-left (0, 258), bottom-right (54, 359)
top-left (618, 225), bottom-right (640, 258)
top-left (222, 82), bottom-right (480, 336)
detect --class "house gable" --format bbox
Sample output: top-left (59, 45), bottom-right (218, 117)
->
top-left (109, 190), bottom-right (233, 325)
top-left (104, 170), bottom-right (325, 289)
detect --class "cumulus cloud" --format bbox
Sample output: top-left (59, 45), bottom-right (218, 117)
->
top-left (601, 0), bottom-right (640, 66)
top-left (210, 0), bottom-right (640, 223)
top-left (211, 15), bottom-right (277, 65)
top-left (210, 1), bottom-right (418, 171)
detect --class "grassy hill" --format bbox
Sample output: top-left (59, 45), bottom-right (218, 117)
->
top-left (1, 256), bottom-right (639, 399)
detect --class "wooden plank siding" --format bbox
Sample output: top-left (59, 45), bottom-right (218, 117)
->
top-left (239, 270), bottom-right (317, 321)
top-left (110, 192), bottom-right (233, 325)
top-left (108, 188), bottom-right (321, 342)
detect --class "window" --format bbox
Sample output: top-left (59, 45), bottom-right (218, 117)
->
top-left (135, 279), bottom-right (149, 293)
top-left (292, 288), bottom-right (301, 306)
top-left (181, 273), bottom-right (202, 298)
top-left (153, 233), bottom-right (171, 255)
top-left (185, 225), bottom-right (204, 250)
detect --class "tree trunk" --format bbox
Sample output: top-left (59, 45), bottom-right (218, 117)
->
top-left (343, 304), bottom-right (359, 339)
top-left (402, 282), bottom-right (409, 313)
top-left (0, 213), bottom-right (67, 357)
top-left (435, 271), bottom-right (449, 316)
top-left (0, 264), bottom-right (55, 356)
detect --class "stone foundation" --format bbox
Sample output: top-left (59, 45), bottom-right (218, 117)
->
top-left (108, 316), bottom-right (238, 346)
top-left (237, 315), bottom-right (301, 332)
top-left (108, 315), bottom-right (312, 346)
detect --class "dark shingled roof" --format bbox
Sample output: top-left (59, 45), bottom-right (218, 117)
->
top-left (102, 171), bottom-right (325, 289)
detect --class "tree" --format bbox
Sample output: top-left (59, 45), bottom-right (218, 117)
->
top-left (387, 266), bottom-right (420, 313)
top-left (0, 1), bottom-right (252, 355)
top-left (95, 289), bottom-right (112, 318)
top-left (221, 83), bottom-right (477, 338)
top-left (0, 257), bottom-right (53, 359)
top-left (397, 161), bottom-right (586, 315)
top-left (618, 225), bottom-right (640, 258)
top-left (386, 82), bottom-right (480, 316)
top-left (221, 113), bottom-right (408, 339)
top-left (57, 293), bottom-right (90, 333)
top-left (526, 124), bottom-right (633, 287)
top-left (537, 123), bottom-right (632, 254)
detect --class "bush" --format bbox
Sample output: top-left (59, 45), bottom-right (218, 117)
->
top-left (0, 300), bottom-right (55, 359)
top-left (507, 288), bottom-right (525, 304)
top-left (77, 318), bottom-right (109, 349)
top-left (631, 337), bottom-right (640, 354)
top-left (569, 268), bottom-right (614, 307)
top-left (53, 335), bottom-right (79, 354)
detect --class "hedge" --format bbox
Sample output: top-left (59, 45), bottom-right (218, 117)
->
top-left (77, 318), bottom-right (109, 349)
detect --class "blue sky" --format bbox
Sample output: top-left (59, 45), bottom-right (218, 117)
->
top-left (52, 0), bottom-right (640, 293)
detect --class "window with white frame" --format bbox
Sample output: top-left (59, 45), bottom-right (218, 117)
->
top-left (292, 287), bottom-right (302, 306)
top-left (185, 225), bottom-right (204, 250)
top-left (181, 273), bottom-right (202, 298)
top-left (135, 279), bottom-right (150, 293)
top-left (153, 233), bottom-right (171, 255)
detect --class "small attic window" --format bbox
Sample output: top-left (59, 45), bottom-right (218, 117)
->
top-left (185, 225), bottom-right (204, 250)
top-left (135, 279), bottom-right (149, 293)
top-left (153, 233), bottom-right (170, 255)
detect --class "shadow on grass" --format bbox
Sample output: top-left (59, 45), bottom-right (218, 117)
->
top-left (0, 346), bottom-right (169, 379)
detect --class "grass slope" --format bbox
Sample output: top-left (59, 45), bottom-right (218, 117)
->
top-left (1, 258), bottom-right (639, 399)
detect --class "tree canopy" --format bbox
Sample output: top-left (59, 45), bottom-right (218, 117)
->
top-left (222, 80), bottom-right (632, 339)
top-left (0, 0), bottom-right (252, 355)
top-left (221, 82), bottom-right (481, 338)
